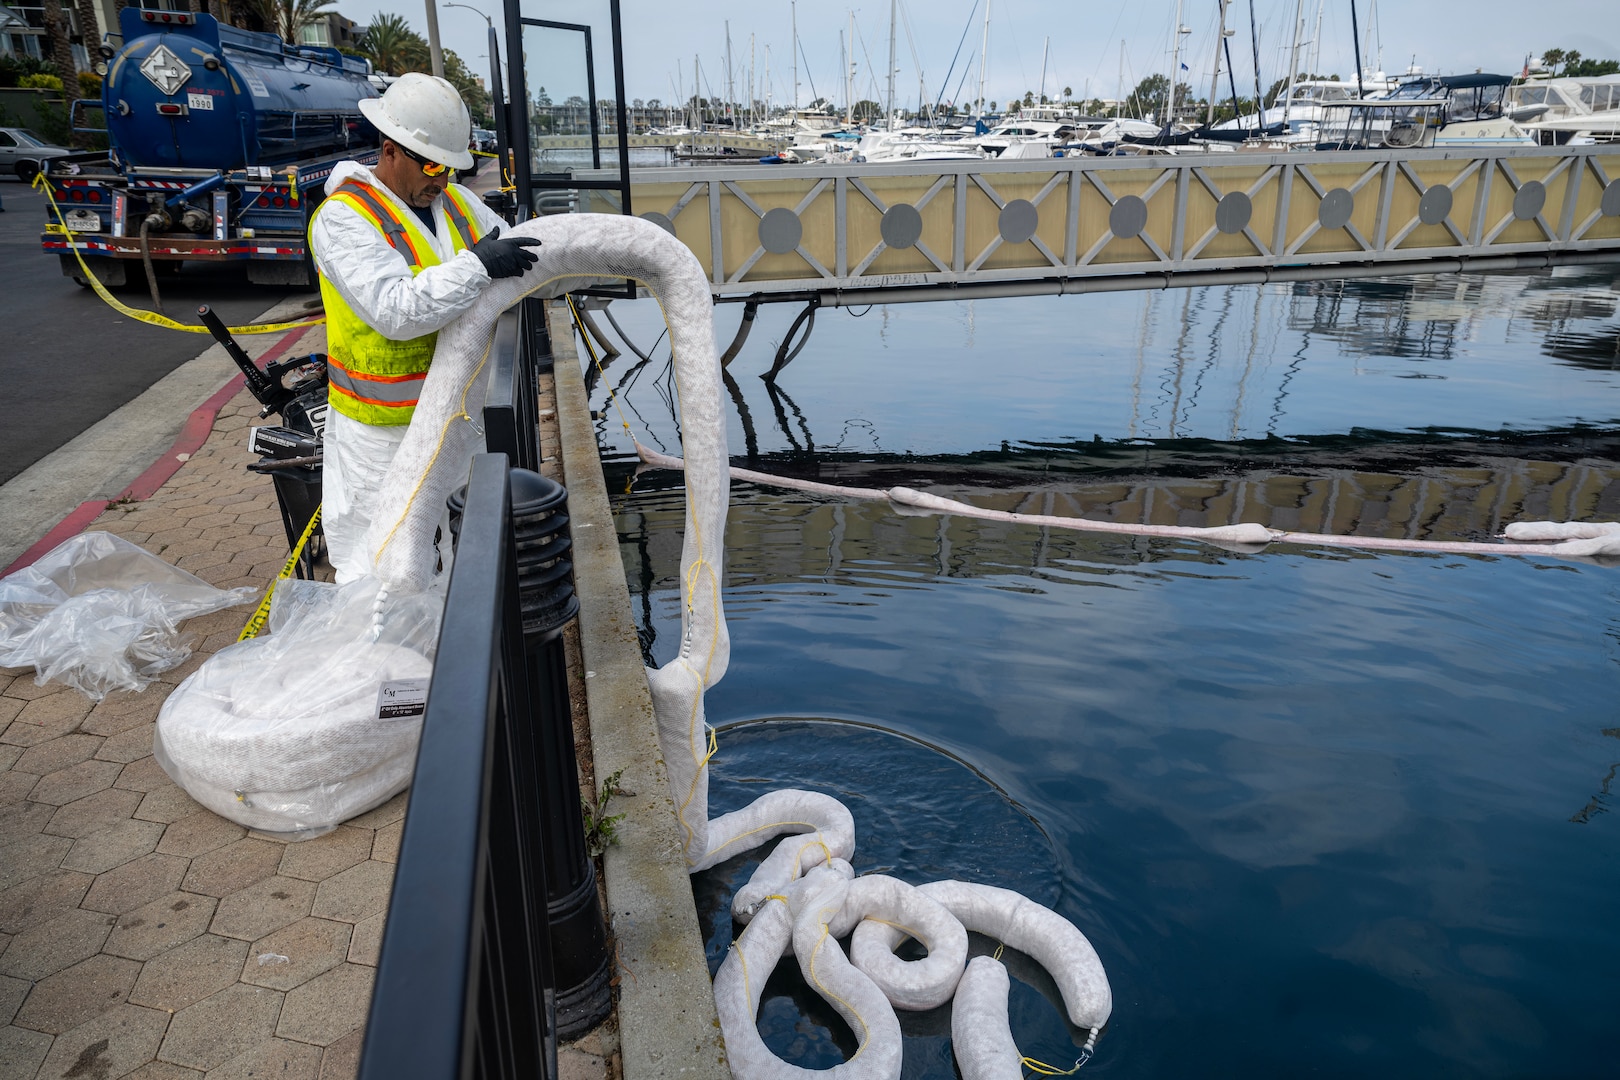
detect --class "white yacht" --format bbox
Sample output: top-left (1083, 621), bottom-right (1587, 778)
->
top-left (1509, 75), bottom-right (1620, 144)
top-left (854, 128), bottom-right (988, 163)
top-left (1070, 116), bottom-right (1168, 146)
top-left (1316, 74), bottom-right (1536, 149)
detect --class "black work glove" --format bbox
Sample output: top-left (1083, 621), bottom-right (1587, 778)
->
top-left (470, 226), bottom-right (542, 279)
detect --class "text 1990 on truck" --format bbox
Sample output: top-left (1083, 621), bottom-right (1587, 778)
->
top-left (41, 8), bottom-right (380, 288)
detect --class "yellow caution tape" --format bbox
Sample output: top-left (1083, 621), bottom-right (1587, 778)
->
top-left (465, 149), bottom-right (516, 191)
top-left (237, 504), bottom-right (323, 641)
top-left (34, 173), bottom-right (326, 336)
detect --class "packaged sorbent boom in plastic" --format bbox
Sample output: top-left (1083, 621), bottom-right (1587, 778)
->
top-left (0, 532), bottom-right (257, 701)
top-left (154, 575), bottom-right (445, 835)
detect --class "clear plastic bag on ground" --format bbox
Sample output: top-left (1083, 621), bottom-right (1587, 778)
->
top-left (155, 575), bottom-right (446, 835)
top-left (0, 531), bottom-right (258, 700)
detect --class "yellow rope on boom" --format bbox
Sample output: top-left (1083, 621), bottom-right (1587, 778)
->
top-left (36, 174), bottom-right (326, 336)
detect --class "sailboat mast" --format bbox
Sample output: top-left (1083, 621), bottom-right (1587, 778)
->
top-left (1207, 0), bottom-right (1230, 125)
top-left (1248, 0), bottom-right (1263, 128)
top-left (1364, 0), bottom-right (1381, 73)
top-left (1118, 38), bottom-right (1125, 117)
top-left (1038, 35), bottom-right (1048, 109)
top-left (847, 11), bottom-right (856, 124)
top-left (887, 0), bottom-right (898, 125)
top-left (1167, 0), bottom-right (1189, 129)
top-left (842, 28), bottom-right (855, 121)
top-left (1350, 0), bottom-right (1366, 103)
top-left (1282, 0), bottom-right (1303, 129)
top-left (976, 0), bottom-right (990, 121)
top-left (792, 0), bottom-right (799, 111)
top-left (725, 22), bottom-right (734, 126)
top-left (1309, 0), bottom-right (1325, 79)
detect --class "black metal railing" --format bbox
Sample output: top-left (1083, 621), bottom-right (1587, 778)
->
top-left (483, 310), bottom-right (540, 473)
top-left (483, 304), bottom-right (556, 474)
top-left (359, 304), bottom-right (610, 1074)
top-left (357, 454), bottom-right (559, 1080)
top-left (482, 297), bottom-right (612, 1037)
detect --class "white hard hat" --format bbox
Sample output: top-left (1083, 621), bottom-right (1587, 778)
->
top-left (359, 71), bottom-right (475, 170)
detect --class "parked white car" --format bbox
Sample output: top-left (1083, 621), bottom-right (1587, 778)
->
top-left (0, 127), bottom-right (71, 182)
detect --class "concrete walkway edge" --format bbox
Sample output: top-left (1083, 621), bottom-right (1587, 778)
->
top-left (548, 304), bottom-right (729, 1078)
top-left (0, 295), bottom-right (322, 572)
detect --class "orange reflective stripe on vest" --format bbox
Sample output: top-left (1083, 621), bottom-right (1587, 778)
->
top-left (325, 357), bottom-right (427, 409)
top-left (329, 180), bottom-right (427, 268)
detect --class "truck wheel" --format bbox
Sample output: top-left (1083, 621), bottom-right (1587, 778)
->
top-left (16, 160), bottom-right (39, 184)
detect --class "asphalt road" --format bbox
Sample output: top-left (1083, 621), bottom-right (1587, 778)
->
top-left (0, 181), bottom-right (306, 485)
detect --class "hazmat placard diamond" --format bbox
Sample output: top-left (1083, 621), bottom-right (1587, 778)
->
top-left (139, 44), bottom-right (191, 97)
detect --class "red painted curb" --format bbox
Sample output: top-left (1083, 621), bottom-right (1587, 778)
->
top-left (118, 323), bottom-right (315, 502)
top-left (116, 372), bottom-right (248, 503)
top-left (3, 322), bottom-right (317, 577)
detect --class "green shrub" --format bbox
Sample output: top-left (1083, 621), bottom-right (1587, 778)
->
top-left (77, 72), bottom-right (102, 98)
top-left (19, 73), bottom-right (64, 91)
top-left (0, 54), bottom-right (58, 89)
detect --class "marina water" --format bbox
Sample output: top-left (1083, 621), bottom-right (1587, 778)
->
top-left (587, 267), bottom-right (1620, 1077)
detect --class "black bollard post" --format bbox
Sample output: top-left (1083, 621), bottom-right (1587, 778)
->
top-left (449, 468), bottom-right (611, 1039)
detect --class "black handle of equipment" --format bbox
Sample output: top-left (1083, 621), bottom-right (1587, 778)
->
top-left (197, 304), bottom-right (279, 406)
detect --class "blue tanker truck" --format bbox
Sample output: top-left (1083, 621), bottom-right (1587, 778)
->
top-left (41, 8), bottom-right (380, 287)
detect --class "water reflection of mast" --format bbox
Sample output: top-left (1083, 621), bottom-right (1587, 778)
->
top-left (1269, 328), bottom-right (1309, 435)
top-left (1231, 284), bottom-right (1265, 439)
top-left (1163, 290), bottom-right (1198, 438)
top-left (1186, 288), bottom-right (1233, 433)
top-left (1128, 291), bottom-right (1156, 439)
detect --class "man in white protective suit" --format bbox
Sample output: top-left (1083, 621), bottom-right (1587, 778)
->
top-left (309, 72), bottom-right (541, 583)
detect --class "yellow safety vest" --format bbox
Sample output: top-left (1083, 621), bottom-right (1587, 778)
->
top-left (314, 180), bottom-right (486, 425)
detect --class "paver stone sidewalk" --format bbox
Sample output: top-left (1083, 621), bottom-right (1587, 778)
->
top-left (1, 328), bottom-right (617, 1080)
top-left (0, 383), bottom-right (403, 1080)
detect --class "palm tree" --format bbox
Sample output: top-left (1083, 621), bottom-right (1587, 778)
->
top-left (74, 0), bottom-right (101, 73)
top-left (249, 0), bottom-right (338, 45)
top-left (40, 0), bottom-right (78, 102)
top-left (360, 12), bottom-right (429, 76)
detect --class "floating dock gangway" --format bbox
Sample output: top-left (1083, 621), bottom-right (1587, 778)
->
top-left (559, 145), bottom-right (1620, 306)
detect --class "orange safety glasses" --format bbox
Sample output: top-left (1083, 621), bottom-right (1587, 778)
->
top-left (396, 142), bottom-right (450, 177)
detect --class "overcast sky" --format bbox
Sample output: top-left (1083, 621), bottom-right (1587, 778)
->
top-left (337, 0), bottom-right (1618, 111)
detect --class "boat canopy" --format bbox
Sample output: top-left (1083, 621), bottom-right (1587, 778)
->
top-left (1433, 73), bottom-right (1516, 90)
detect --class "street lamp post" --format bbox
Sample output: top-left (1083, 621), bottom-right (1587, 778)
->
top-left (443, 2), bottom-right (507, 186)
top-left (423, 0), bottom-right (445, 78)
